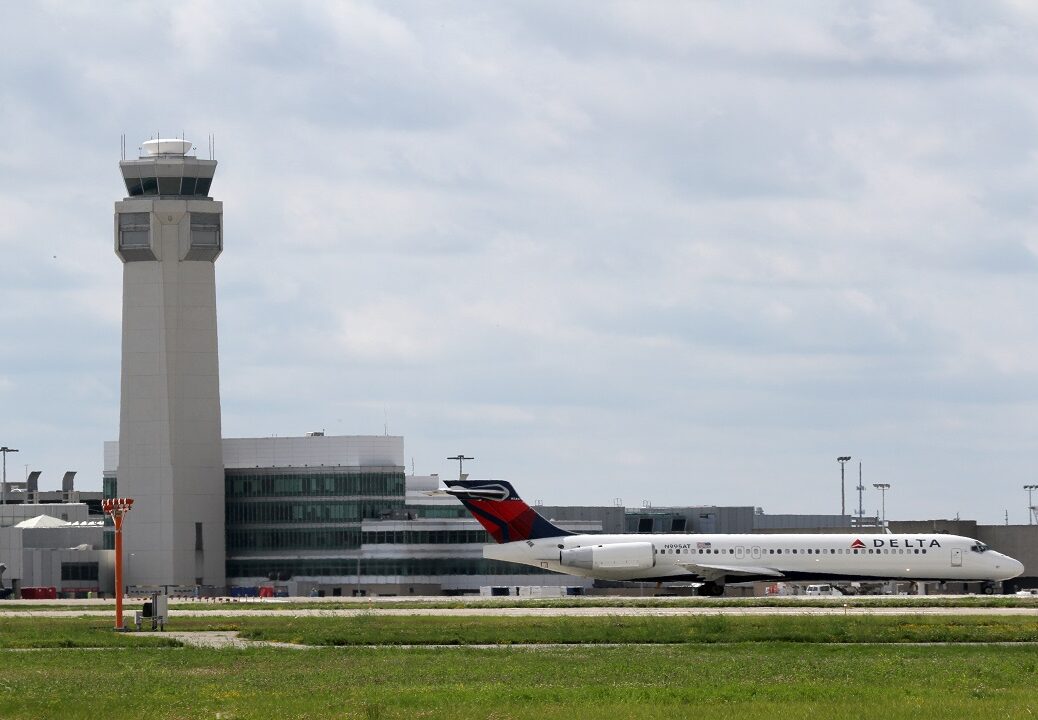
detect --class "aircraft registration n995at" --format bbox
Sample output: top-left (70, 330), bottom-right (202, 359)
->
top-left (443, 479), bottom-right (1025, 596)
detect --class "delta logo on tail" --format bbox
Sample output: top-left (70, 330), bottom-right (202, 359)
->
top-left (443, 479), bottom-right (572, 542)
top-left (850, 539), bottom-right (866, 549)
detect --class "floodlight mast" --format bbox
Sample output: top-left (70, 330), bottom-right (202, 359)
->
top-left (447, 455), bottom-right (474, 481)
top-left (873, 483), bottom-right (891, 526)
top-left (0, 447), bottom-right (18, 505)
top-left (856, 461), bottom-right (865, 521)
top-left (837, 456), bottom-right (851, 518)
top-left (1025, 485), bottom-right (1038, 525)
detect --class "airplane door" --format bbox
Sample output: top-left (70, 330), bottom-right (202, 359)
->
top-left (736, 547), bottom-right (744, 559)
top-left (751, 546), bottom-right (761, 560)
top-left (951, 549), bottom-right (962, 567)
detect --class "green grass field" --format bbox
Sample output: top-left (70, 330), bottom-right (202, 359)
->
top-left (236, 613), bottom-right (1038, 646)
top-left (1, 643), bottom-right (1035, 719)
top-left (2, 615), bottom-right (1037, 718)
top-left (3, 614), bottom-right (1038, 648)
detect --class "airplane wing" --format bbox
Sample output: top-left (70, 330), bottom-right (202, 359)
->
top-left (676, 562), bottom-right (785, 582)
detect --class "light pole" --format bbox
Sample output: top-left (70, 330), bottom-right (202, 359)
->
top-left (873, 483), bottom-right (890, 526)
top-left (447, 455), bottom-right (474, 481)
top-left (837, 456), bottom-right (851, 517)
top-left (0, 447), bottom-right (19, 505)
top-left (1025, 485), bottom-right (1038, 525)
top-left (102, 497), bottom-right (134, 630)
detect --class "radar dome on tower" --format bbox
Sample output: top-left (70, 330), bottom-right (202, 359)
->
top-left (141, 138), bottom-right (194, 156)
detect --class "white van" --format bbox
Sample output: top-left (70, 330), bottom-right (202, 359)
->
top-left (804, 584), bottom-right (840, 597)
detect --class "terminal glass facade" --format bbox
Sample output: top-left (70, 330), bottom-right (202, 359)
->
top-left (227, 528), bottom-right (361, 551)
top-left (404, 505), bottom-right (470, 519)
top-left (361, 529), bottom-right (492, 545)
top-left (227, 471), bottom-right (404, 498)
top-left (225, 500), bottom-right (404, 524)
top-left (226, 467), bottom-right (400, 582)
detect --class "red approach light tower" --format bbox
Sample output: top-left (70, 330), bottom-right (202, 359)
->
top-left (103, 497), bottom-right (134, 630)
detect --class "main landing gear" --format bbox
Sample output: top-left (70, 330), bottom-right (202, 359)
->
top-left (696, 581), bottom-right (725, 597)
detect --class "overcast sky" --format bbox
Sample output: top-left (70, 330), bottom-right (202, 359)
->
top-left (2, 1), bottom-right (1038, 523)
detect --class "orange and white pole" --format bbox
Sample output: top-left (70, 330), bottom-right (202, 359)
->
top-left (102, 498), bottom-right (134, 630)
top-left (113, 512), bottom-right (124, 628)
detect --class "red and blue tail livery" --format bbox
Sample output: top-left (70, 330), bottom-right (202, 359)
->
top-left (443, 480), bottom-right (572, 543)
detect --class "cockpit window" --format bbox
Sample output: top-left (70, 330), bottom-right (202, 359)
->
top-left (970, 543), bottom-right (990, 553)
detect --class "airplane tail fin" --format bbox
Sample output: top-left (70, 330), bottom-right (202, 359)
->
top-left (443, 479), bottom-right (572, 543)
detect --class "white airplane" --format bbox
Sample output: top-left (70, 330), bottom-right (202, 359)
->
top-left (444, 479), bottom-right (1024, 595)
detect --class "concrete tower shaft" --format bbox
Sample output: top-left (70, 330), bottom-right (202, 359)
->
top-left (114, 137), bottom-right (226, 588)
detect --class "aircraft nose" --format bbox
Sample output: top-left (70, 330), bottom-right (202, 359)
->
top-left (997, 555), bottom-right (1025, 580)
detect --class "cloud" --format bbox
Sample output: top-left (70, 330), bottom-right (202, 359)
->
top-left (1, 1), bottom-right (1037, 520)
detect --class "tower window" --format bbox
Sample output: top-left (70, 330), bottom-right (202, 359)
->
top-left (157, 177), bottom-right (180, 195)
top-left (124, 177), bottom-right (144, 196)
top-left (119, 213), bottom-right (150, 248)
top-left (191, 213), bottom-right (220, 247)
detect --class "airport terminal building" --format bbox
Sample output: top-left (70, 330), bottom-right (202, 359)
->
top-left (103, 434), bottom-right (601, 595)
top-left (0, 503), bottom-right (110, 598)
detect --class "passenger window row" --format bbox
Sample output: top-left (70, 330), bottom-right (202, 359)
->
top-left (657, 547), bottom-right (929, 556)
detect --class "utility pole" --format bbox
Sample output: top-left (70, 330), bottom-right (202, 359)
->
top-left (837, 456), bottom-right (851, 517)
top-left (0, 447), bottom-right (19, 505)
top-left (447, 455), bottom-right (473, 481)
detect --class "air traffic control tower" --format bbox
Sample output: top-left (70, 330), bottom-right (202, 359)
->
top-left (114, 138), bottom-right (226, 588)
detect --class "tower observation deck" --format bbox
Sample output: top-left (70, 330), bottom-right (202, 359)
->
top-left (119, 138), bottom-right (217, 199)
top-left (113, 137), bottom-right (226, 588)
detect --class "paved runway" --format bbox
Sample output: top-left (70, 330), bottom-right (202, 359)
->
top-left (2, 605), bottom-right (1037, 618)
